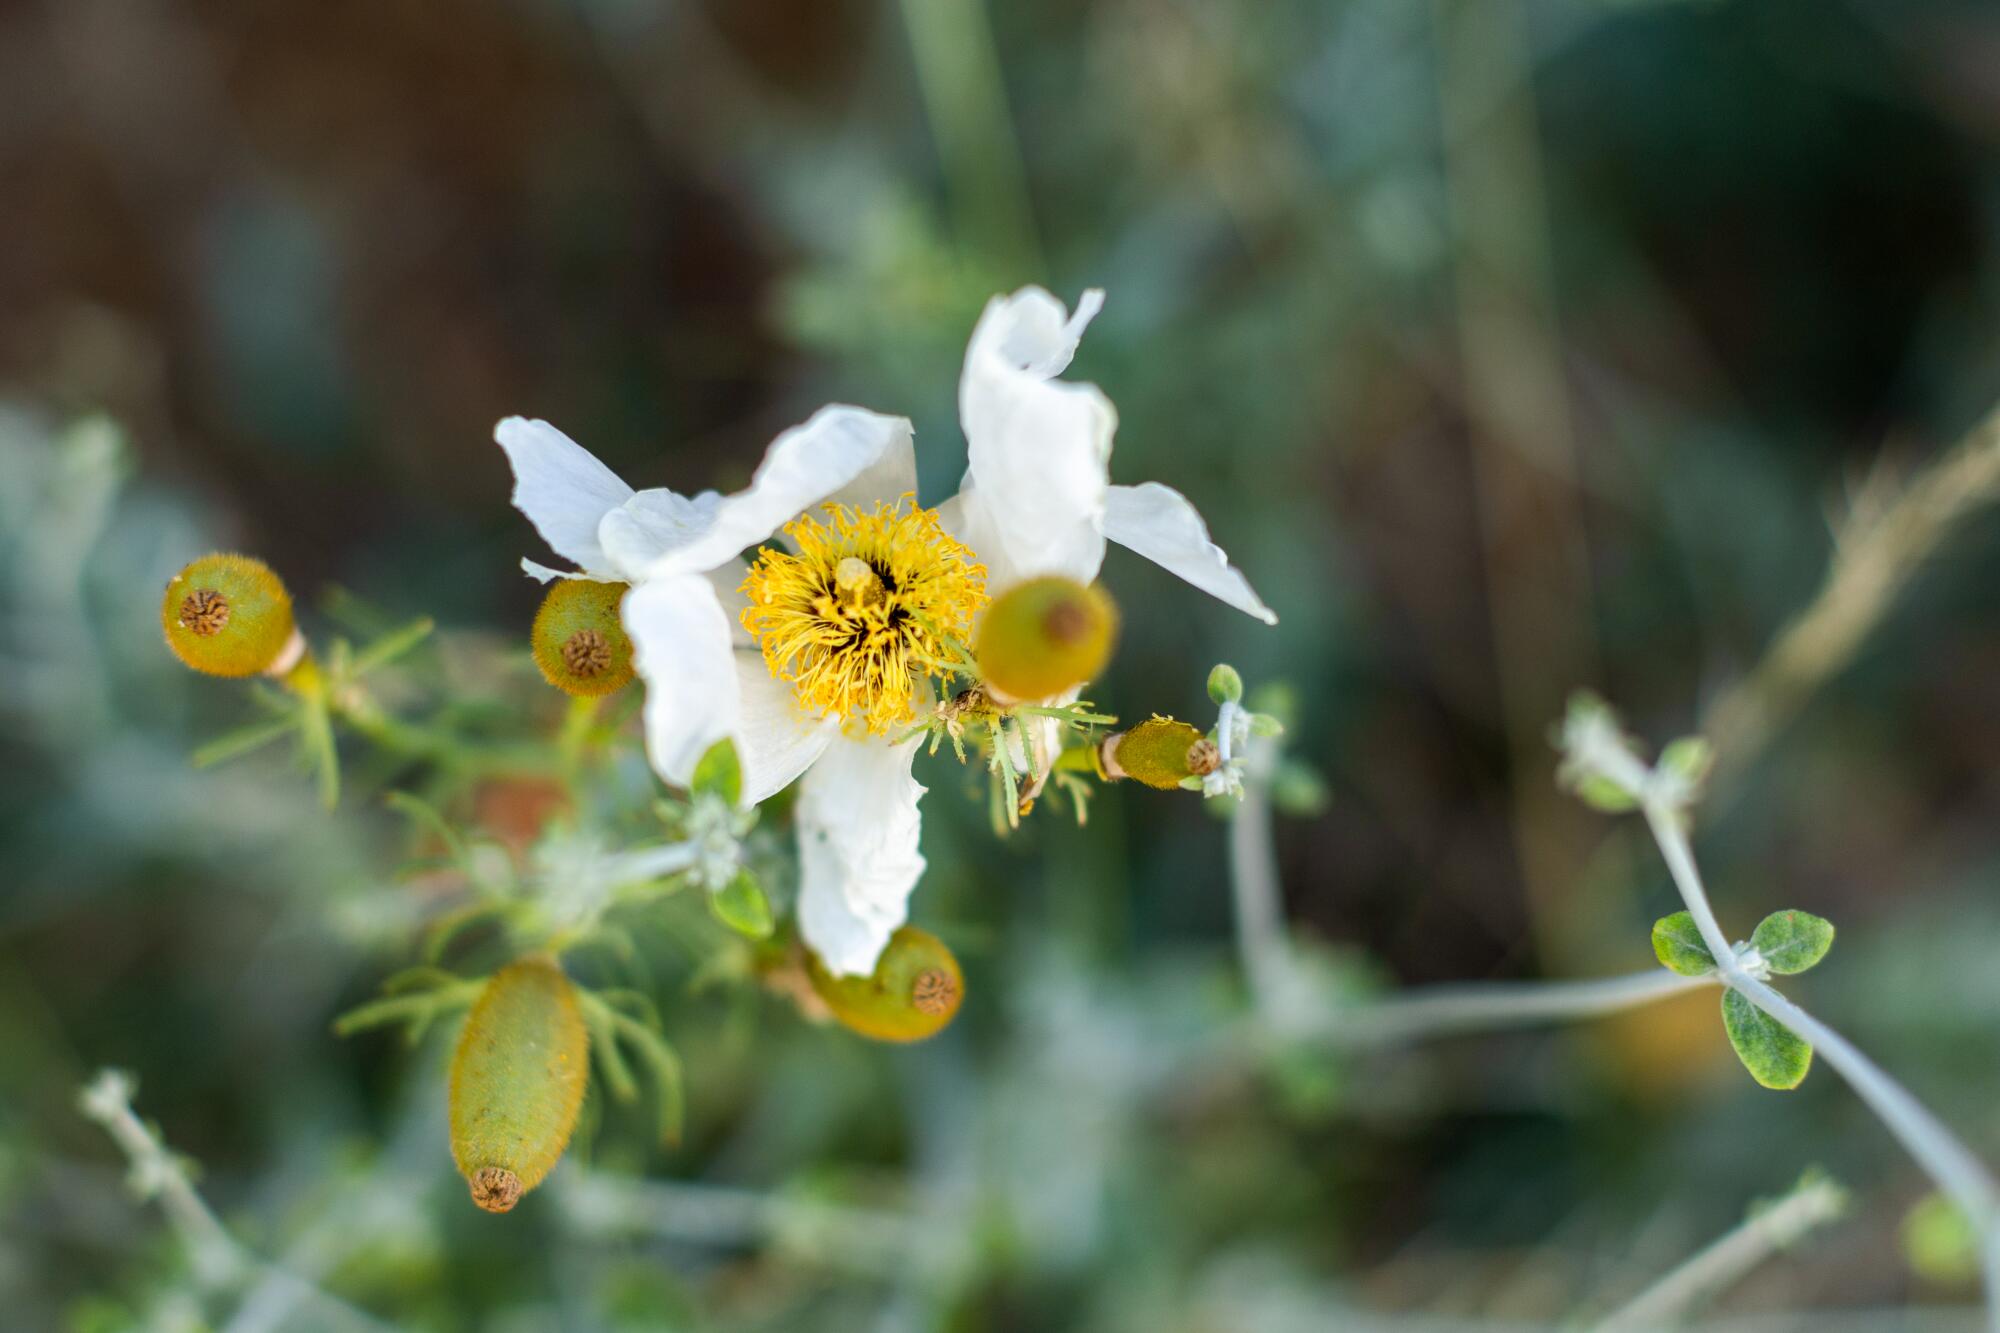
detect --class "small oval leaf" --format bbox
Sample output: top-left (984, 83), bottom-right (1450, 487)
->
top-left (1722, 988), bottom-right (1813, 1090)
top-left (1651, 911), bottom-right (1717, 977)
top-left (1750, 909), bottom-right (1835, 976)
top-left (691, 737), bottom-right (744, 808)
top-left (708, 870), bottom-right (773, 939)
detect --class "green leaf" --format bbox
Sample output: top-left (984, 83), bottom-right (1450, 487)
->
top-left (1573, 773), bottom-right (1638, 813)
top-left (1658, 736), bottom-right (1714, 790)
top-left (192, 713), bottom-right (300, 769)
top-left (1271, 759), bottom-right (1331, 817)
top-left (613, 1013), bottom-right (685, 1146)
top-left (352, 616), bottom-right (435, 675)
top-left (1722, 989), bottom-right (1813, 1090)
top-left (707, 870), bottom-right (773, 940)
top-left (1248, 712), bottom-right (1286, 739)
top-left (297, 688), bottom-right (340, 810)
top-left (1903, 1193), bottom-right (1980, 1284)
top-left (1750, 909), bottom-right (1835, 976)
top-left (690, 737), bottom-right (743, 807)
top-left (1652, 911), bottom-right (1717, 976)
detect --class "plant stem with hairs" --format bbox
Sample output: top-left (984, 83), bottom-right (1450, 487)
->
top-left (1592, 1174), bottom-right (1849, 1332)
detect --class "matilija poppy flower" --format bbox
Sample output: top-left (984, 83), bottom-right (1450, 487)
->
top-left (497, 286), bottom-right (1274, 976)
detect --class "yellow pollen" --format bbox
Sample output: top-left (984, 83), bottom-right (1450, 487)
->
top-left (741, 496), bottom-right (987, 733)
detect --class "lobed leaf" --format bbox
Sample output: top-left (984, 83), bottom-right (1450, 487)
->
top-left (708, 871), bottom-right (774, 940)
top-left (1651, 911), bottom-right (1716, 976)
top-left (1722, 988), bottom-right (1813, 1090)
top-left (1750, 909), bottom-right (1835, 975)
top-left (690, 736), bottom-right (744, 808)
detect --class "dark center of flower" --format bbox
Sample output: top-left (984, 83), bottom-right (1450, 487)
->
top-left (562, 629), bottom-right (612, 678)
top-left (911, 968), bottom-right (958, 1016)
top-left (1042, 597), bottom-right (1090, 644)
top-left (469, 1166), bottom-right (522, 1214)
top-left (179, 589), bottom-right (231, 637)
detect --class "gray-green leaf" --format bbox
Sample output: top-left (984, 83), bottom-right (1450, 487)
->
top-left (708, 870), bottom-right (773, 939)
top-left (1651, 911), bottom-right (1716, 976)
top-left (1657, 736), bottom-right (1714, 792)
top-left (1750, 909), bottom-right (1835, 976)
top-left (1573, 773), bottom-right (1639, 813)
top-left (690, 737), bottom-right (743, 807)
top-left (1722, 989), bottom-right (1813, 1090)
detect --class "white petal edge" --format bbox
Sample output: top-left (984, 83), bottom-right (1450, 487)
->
top-left (957, 290), bottom-right (1116, 589)
top-left (795, 735), bottom-right (928, 978)
top-left (1099, 481), bottom-right (1278, 625)
top-left (624, 574), bottom-right (745, 792)
top-left (496, 417), bottom-right (634, 576)
top-left (642, 406), bottom-right (916, 580)
top-left (731, 654), bottom-right (839, 805)
top-left (625, 575), bottom-right (833, 806)
top-left (598, 488), bottom-right (724, 582)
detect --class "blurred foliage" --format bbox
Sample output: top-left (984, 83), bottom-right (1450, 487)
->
top-left (5, 0), bottom-right (2000, 1327)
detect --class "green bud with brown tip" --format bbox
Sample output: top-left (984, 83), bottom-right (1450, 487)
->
top-left (531, 579), bottom-right (634, 698)
top-left (161, 553), bottom-right (298, 678)
top-left (974, 576), bottom-right (1118, 703)
top-left (807, 925), bottom-right (964, 1043)
top-left (448, 957), bottom-right (589, 1214)
top-left (1103, 717), bottom-right (1214, 790)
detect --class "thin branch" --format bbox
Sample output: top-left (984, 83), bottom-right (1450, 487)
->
top-left (1593, 1174), bottom-right (1848, 1332)
top-left (1640, 803), bottom-right (2000, 1332)
top-left (1704, 401), bottom-right (2000, 788)
top-left (1331, 968), bottom-right (1711, 1048)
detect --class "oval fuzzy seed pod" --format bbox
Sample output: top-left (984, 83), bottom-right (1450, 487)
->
top-left (974, 576), bottom-right (1118, 704)
top-left (448, 956), bottom-right (589, 1214)
top-left (806, 925), bottom-right (964, 1044)
top-left (160, 554), bottom-right (298, 678)
top-left (530, 579), bottom-right (634, 698)
top-left (1104, 717), bottom-right (1208, 790)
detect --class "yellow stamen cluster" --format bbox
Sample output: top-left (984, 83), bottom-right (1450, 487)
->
top-left (742, 497), bottom-right (987, 733)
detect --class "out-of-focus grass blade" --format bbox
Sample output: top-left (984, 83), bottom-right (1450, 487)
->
top-left (191, 713), bottom-right (299, 769)
top-left (354, 617), bottom-right (436, 675)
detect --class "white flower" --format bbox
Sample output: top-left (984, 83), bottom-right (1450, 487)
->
top-left (498, 287), bottom-right (1273, 976)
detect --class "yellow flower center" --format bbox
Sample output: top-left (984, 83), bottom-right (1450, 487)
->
top-left (741, 497), bottom-right (988, 733)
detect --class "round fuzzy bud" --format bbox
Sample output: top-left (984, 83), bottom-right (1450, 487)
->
top-left (806, 925), bottom-right (964, 1043)
top-left (448, 956), bottom-right (589, 1214)
top-left (160, 554), bottom-right (297, 678)
top-left (974, 577), bottom-right (1118, 703)
top-left (531, 579), bottom-right (634, 698)
top-left (1206, 663), bottom-right (1244, 705)
top-left (1104, 718), bottom-right (1208, 790)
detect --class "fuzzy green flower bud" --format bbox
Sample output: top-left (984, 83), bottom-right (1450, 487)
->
top-left (448, 957), bottom-right (589, 1214)
top-left (1101, 717), bottom-right (1213, 790)
top-left (973, 576), bottom-right (1118, 704)
top-left (531, 579), bottom-right (634, 698)
top-left (1206, 663), bottom-right (1243, 705)
top-left (161, 553), bottom-right (300, 678)
top-left (807, 925), bottom-right (964, 1043)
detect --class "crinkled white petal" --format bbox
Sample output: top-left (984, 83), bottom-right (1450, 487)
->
top-left (731, 655), bottom-right (838, 805)
top-left (520, 558), bottom-right (616, 584)
top-left (957, 289), bottom-right (1116, 588)
top-left (821, 418), bottom-right (919, 514)
top-left (624, 574), bottom-right (744, 792)
top-left (598, 488), bottom-right (724, 582)
top-left (496, 417), bottom-right (633, 576)
top-left (978, 285), bottom-right (1104, 378)
top-left (796, 735), bottom-right (928, 978)
top-left (706, 560), bottom-right (755, 649)
top-left (625, 574), bottom-right (831, 804)
top-left (643, 406), bottom-right (916, 580)
top-left (1100, 482), bottom-right (1277, 625)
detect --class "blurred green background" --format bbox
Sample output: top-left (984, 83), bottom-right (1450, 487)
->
top-left (6, 0), bottom-right (2000, 1327)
